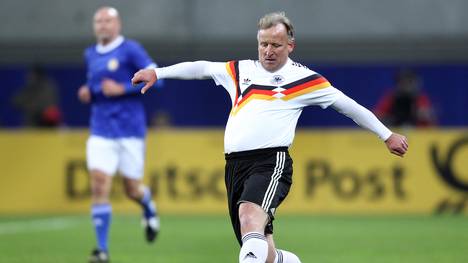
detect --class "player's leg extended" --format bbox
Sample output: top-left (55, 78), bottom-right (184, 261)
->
top-left (119, 137), bottom-right (159, 242)
top-left (266, 234), bottom-right (302, 263)
top-left (238, 202), bottom-right (269, 263)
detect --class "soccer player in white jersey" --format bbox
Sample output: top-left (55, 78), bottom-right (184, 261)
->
top-left (132, 12), bottom-right (408, 263)
top-left (77, 6), bottom-right (160, 263)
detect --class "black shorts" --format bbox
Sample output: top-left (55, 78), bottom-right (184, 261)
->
top-left (225, 147), bottom-right (292, 245)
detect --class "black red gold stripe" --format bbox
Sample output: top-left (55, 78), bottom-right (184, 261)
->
top-left (230, 74), bottom-right (331, 115)
top-left (226, 61), bottom-right (241, 106)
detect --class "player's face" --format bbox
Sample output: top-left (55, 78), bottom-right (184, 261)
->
top-left (93, 9), bottom-right (121, 45)
top-left (257, 24), bottom-right (294, 72)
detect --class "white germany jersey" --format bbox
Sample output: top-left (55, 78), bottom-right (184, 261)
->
top-left (208, 58), bottom-right (344, 153)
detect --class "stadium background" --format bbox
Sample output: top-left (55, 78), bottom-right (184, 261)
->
top-left (0, 1), bottom-right (467, 262)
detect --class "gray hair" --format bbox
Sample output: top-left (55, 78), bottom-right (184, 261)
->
top-left (258, 12), bottom-right (295, 41)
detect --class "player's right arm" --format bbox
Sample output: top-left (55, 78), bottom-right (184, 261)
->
top-left (132, 61), bottom-right (223, 94)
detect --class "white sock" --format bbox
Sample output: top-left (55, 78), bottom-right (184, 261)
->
top-left (239, 232), bottom-right (268, 263)
top-left (274, 249), bottom-right (301, 263)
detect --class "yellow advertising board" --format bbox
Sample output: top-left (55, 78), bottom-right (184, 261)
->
top-left (0, 129), bottom-right (467, 215)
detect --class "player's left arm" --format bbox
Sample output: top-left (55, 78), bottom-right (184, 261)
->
top-left (331, 93), bottom-right (409, 157)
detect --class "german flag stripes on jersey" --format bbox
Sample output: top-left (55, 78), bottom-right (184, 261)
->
top-left (224, 60), bottom-right (334, 115)
top-left (210, 58), bottom-right (344, 153)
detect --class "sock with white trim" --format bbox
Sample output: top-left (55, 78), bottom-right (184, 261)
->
top-left (91, 203), bottom-right (112, 252)
top-left (239, 232), bottom-right (268, 263)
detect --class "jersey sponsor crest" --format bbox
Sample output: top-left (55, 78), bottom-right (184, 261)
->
top-left (107, 58), bottom-right (119, 71)
top-left (271, 75), bottom-right (284, 85)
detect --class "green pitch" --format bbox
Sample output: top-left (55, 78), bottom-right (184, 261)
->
top-left (0, 214), bottom-right (467, 263)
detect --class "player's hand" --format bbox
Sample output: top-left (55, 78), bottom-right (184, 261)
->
top-left (101, 78), bottom-right (125, 97)
top-left (77, 85), bottom-right (91, 104)
top-left (131, 69), bottom-right (157, 94)
top-left (385, 133), bottom-right (408, 157)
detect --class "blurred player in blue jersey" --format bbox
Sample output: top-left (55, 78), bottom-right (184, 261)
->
top-left (77, 6), bottom-right (160, 263)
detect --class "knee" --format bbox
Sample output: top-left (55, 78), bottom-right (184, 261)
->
top-left (239, 211), bottom-right (258, 231)
top-left (238, 203), bottom-right (268, 234)
top-left (124, 186), bottom-right (140, 200)
top-left (123, 181), bottom-right (142, 200)
top-left (90, 170), bottom-right (111, 201)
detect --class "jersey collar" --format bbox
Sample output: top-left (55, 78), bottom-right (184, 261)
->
top-left (96, 35), bottom-right (124, 54)
top-left (258, 58), bottom-right (292, 74)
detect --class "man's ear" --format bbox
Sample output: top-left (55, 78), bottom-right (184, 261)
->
top-left (288, 41), bottom-right (295, 53)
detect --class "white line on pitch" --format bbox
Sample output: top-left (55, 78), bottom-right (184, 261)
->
top-left (0, 217), bottom-right (79, 235)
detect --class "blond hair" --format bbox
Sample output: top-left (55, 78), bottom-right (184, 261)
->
top-left (258, 12), bottom-right (295, 41)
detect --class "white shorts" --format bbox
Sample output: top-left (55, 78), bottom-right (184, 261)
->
top-left (86, 135), bottom-right (145, 179)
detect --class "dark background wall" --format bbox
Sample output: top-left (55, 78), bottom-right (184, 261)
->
top-left (1, 63), bottom-right (467, 127)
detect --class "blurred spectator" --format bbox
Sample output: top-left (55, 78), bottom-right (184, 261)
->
top-left (151, 110), bottom-right (172, 128)
top-left (375, 69), bottom-right (436, 127)
top-left (12, 65), bottom-right (62, 127)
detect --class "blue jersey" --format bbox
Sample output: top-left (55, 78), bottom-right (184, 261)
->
top-left (84, 36), bottom-right (155, 138)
